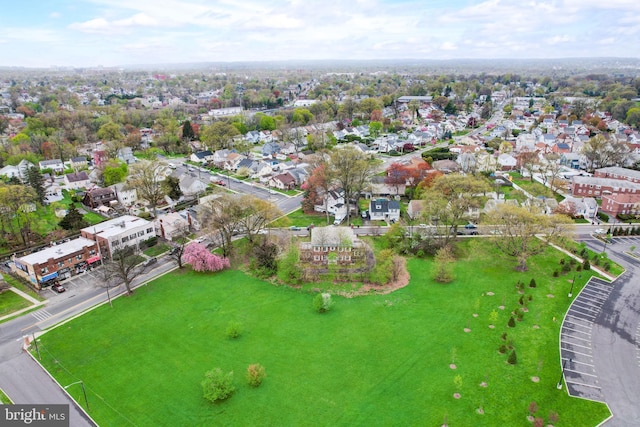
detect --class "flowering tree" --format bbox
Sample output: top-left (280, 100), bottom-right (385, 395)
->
top-left (182, 243), bottom-right (230, 272)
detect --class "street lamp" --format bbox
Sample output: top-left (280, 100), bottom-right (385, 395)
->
top-left (557, 358), bottom-right (572, 390)
top-left (568, 273), bottom-right (581, 298)
top-left (64, 381), bottom-right (89, 410)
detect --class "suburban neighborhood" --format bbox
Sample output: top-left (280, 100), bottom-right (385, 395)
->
top-left (0, 57), bottom-right (640, 426)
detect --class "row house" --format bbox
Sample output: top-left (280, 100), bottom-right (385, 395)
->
top-left (299, 227), bottom-right (365, 266)
top-left (594, 167), bottom-right (640, 184)
top-left (601, 194), bottom-right (640, 217)
top-left (80, 215), bottom-right (154, 259)
top-left (571, 176), bottom-right (640, 198)
top-left (12, 237), bottom-right (99, 289)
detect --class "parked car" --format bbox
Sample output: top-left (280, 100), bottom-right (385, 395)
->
top-left (52, 283), bottom-right (66, 293)
top-left (289, 226), bottom-right (301, 231)
top-left (361, 210), bottom-right (368, 219)
top-left (143, 257), bottom-right (158, 267)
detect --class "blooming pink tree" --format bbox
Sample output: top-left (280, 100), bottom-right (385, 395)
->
top-left (182, 243), bottom-right (230, 272)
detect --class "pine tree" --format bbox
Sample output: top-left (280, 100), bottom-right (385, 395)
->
top-left (507, 349), bottom-right (517, 365)
top-left (182, 120), bottom-right (195, 141)
top-left (59, 204), bottom-right (89, 230)
top-left (27, 166), bottom-right (46, 204)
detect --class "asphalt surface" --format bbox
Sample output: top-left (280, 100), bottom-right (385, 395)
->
top-left (561, 235), bottom-right (640, 426)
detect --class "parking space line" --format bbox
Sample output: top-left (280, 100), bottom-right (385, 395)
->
top-left (561, 348), bottom-right (593, 358)
top-left (564, 335), bottom-right (592, 344)
top-left (566, 369), bottom-right (598, 378)
top-left (562, 341), bottom-right (593, 351)
top-left (566, 380), bottom-right (601, 390)
top-left (565, 315), bottom-right (593, 326)
top-left (562, 326), bottom-right (591, 336)
top-left (569, 359), bottom-right (595, 368)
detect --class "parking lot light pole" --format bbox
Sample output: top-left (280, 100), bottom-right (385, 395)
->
top-left (557, 358), bottom-right (572, 390)
top-left (64, 381), bottom-right (89, 410)
top-left (568, 274), bottom-right (581, 298)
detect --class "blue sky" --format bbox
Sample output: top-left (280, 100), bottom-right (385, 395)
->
top-left (1, 0), bottom-right (639, 67)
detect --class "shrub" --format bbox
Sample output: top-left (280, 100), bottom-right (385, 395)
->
top-left (498, 344), bottom-right (507, 354)
top-left (604, 262), bottom-right (611, 272)
top-left (576, 265), bottom-right (582, 272)
top-left (518, 295), bottom-right (524, 305)
top-left (501, 332), bottom-right (507, 341)
top-left (552, 270), bottom-right (559, 277)
top-left (507, 349), bottom-right (517, 365)
top-left (559, 258), bottom-right (565, 265)
top-left (561, 263), bottom-right (571, 273)
top-left (528, 401), bottom-right (539, 415)
top-left (548, 411), bottom-right (559, 424)
top-left (313, 293), bottom-right (334, 313)
top-left (246, 363), bottom-right (266, 387)
top-left (226, 321), bottom-right (242, 339)
top-left (569, 258), bottom-right (577, 266)
top-left (202, 368), bottom-right (235, 402)
top-left (529, 278), bottom-right (536, 288)
top-left (597, 211), bottom-right (609, 222)
top-left (583, 260), bottom-right (591, 270)
top-left (507, 316), bottom-right (516, 328)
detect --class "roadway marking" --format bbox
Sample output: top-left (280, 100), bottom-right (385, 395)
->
top-left (31, 310), bottom-right (52, 322)
top-left (562, 326), bottom-right (592, 336)
top-left (566, 381), bottom-right (601, 390)
top-left (569, 359), bottom-right (595, 368)
top-left (566, 369), bottom-right (598, 378)
top-left (561, 341), bottom-right (593, 351)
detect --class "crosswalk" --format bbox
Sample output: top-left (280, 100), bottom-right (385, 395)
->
top-left (31, 309), bottom-right (52, 322)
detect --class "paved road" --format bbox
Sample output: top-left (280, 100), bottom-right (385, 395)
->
top-left (565, 236), bottom-right (640, 426)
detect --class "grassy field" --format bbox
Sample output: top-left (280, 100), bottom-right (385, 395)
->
top-left (35, 243), bottom-right (609, 426)
top-left (0, 289), bottom-right (32, 317)
top-left (2, 274), bottom-right (43, 301)
top-left (143, 243), bottom-right (170, 257)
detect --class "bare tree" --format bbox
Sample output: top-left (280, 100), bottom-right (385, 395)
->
top-left (125, 159), bottom-right (169, 216)
top-left (100, 248), bottom-right (154, 295)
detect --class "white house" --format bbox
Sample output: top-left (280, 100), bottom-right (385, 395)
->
top-left (497, 153), bottom-right (517, 171)
top-left (111, 183), bottom-right (138, 208)
top-left (559, 197), bottom-right (598, 219)
top-left (80, 215), bottom-right (154, 259)
top-left (64, 171), bottom-right (91, 190)
top-left (39, 159), bottom-right (65, 174)
top-left (369, 198), bottom-right (401, 222)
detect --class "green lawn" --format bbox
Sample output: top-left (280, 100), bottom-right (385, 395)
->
top-left (0, 289), bottom-right (32, 317)
top-left (2, 274), bottom-right (43, 301)
top-left (0, 388), bottom-right (12, 404)
top-left (143, 243), bottom-right (170, 257)
top-left (35, 243), bottom-right (609, 426)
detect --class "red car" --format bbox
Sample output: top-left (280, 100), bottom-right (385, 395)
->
top-left (52, 283), bottom-right (66, 293)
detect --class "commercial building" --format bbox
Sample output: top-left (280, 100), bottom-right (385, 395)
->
top-left (80, 215), bottom-right (154, 259)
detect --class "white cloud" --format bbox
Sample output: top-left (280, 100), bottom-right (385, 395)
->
top-left (545, 35), bottom-right (575, 45)
top-left (68, 18), bottom-right (111, 34)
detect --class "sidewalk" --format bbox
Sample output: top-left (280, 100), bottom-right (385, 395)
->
top-left (0, 288), bottom-right (45, 322)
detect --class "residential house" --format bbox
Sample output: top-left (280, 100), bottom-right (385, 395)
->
top-left (212, 149), bottom-right (232, 167)
top-left (178, 173), bottom-right (208, 197)
top-left (262, 142), bottom-right (281, 157)
top-left (44, 182), bottom-right (64, 204)
top-left (12, 237), bottom-right (100, 288)
top-left (117, 147), bottom-right (137, 165)
top-left (560, 153), bottom-right (581, 169)
top-left (64, 171), bottom-right (91, 190)
top-left (80, 215), bottom-right (154, 259)
top-left (0, 165), bottom-right (21, 181)
top-left (601, 193), bottom-right (640, 217)
top-left (407, 199), bottom-right (426, 220)
top-left (83, 187), bottom-right (118, 209)
top-left (223, 153), bottom-right (246, 171)
top-left (92, 150), bottom-right (108, 169)
top-left (432, 159), bottom-right (461, 173)
top-left (250, 161), bottom-right (273, 179)
top-left (558, 197), bottom-right (598, 219)
top-left (155, 211), bottom-right (198, 241)
top-left (190, 150), bottom-right (214, 164)
top-left (313, 189), bottom-right (349, 222)
top-left (368, 176), bottom-right (406, 197)
top-left (111, 183), bottom-right (137, 208)
top-left (39, 159), bottom-right (65, 174)
top-left (70, 156), bottom-right (89, 170)
top-left (269, 172), bottom-right (297, 190)
top-left (369, 198), bottom-right (401, 222)
top-left (298, 226), bottom-right (366, 265)
top-left (497, 153), bottom-right (518, 171)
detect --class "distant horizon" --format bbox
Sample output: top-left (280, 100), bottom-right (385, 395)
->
top-left (1, 1), bottom-right (639, 68)
top-left (2, 57), bottom-right (640, 72)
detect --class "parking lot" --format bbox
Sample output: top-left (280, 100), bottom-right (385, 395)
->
top-left (560, 277), bottom-right (615, 402)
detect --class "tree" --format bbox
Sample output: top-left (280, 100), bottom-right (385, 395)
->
top-left (258, 114), bottom-right (276, 131)
top-left (202, 368), bottom-right (235, 402)
top-left (162, 175), bottom-right (183, 200)
top-left (246, 364), bottom-right (266, 387)
top-left (328, 147), bottom-right (380, 225)
top-left (407, 100), bottom-right (421, 121)
top-left (26, 166), bottom-right (46, 205)
top-left (484, 204), bottom-right (573, 271)
top-left (626, 107), bottom-right (640, 128)
top-left (101, 248), bottom-right (153, 295)
top-left (0, 183), bottom-right (38, 245)
top-left (517, 151), bottom-right (539, 181)
top-left (58, 204), bottom-right (88, 230)
top-left (97, 121), bottom-right (124, 142)
top-left (182, 243), bottom-right (230, 272)
top-left (433, 246), bottom-right (455, 283)
top-left (199, 194), bottom-right (245, 258)
top-left (384, 163), bottom-right (411, 195)
top-left (235, 194), bottom-right (282, 243)
top-left (302, 163), bottom-right (333, 223)
top-left (102, 161), bottom-right (128, 186)
top-left (181, 120), bottom-right (195, 142)
top-left (369, 121), bottom-right (383, 138)
top-left (200, 121), bottom-right (240, 151)
top-left (125, 160), bottom-right (168, 216)
top-left (358, 98), bottom-right (382, 117)
top-left (444, 100), bottom-right (457, 115)
top-left (422, 174), bottom-right (491, 243)
top-left (581, 134), bottom-right (629, 172)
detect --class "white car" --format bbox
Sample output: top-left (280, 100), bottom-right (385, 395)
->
top-left (594, 229), bottom-right (605, 234)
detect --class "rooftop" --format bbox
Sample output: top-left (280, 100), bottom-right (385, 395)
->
top-left (82, 215), bottom-right (151, 239)
top-left (18, 237), bottom-right (97, 265)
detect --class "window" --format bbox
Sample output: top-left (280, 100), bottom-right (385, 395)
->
top-left (138, 231), bottom-right (144, 237)
top-left (113, 240), bottom-right (120, 246)
top-left (58, 261), bottom-right (64, 268)
top-left (76, 254), bottom-right (82, 260)
top-left (122, 236), bottom-right (129, 243)
top-left (41, 267), bottom-right (49, 274)
top-left (147, 228), bottom-right (153, 234)
top-left (130, 233), bottom-right (137, 240)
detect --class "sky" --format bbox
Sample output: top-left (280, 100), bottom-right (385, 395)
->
top-left (1, 0), bottom-right (639, 68)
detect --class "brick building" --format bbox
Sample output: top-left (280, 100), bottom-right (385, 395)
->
top-left (12, 237), bottom-right (99, 289)
top-left (80, 215), bottom-right (154, 259)
top-left (570, 176), bottom-right (640, 198)
top-left (299, 227), bottom-right (365, 266)
top-left (601, 194), bottom-right (640, 217)
top-left (594, 167), bottom-right (640, 184)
